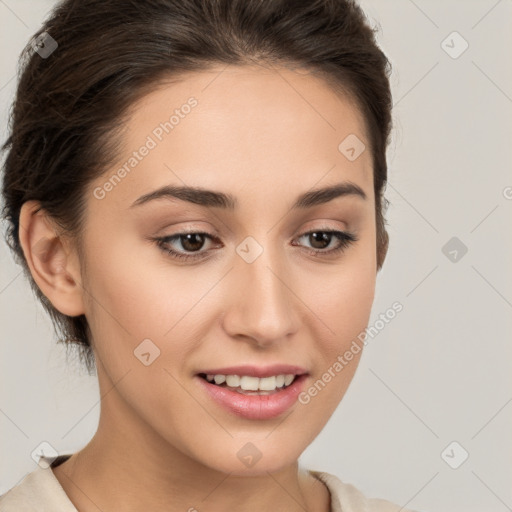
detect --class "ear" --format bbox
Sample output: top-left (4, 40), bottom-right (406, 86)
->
top-left (376, 230), bottom-right (389, 272)
top-left (18, 200), bottom-right (86, 317)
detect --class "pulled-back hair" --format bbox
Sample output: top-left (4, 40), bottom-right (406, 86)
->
top-left (1, 0), bottom-right (393, 375)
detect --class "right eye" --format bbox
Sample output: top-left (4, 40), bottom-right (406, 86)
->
top-left (155, 231), bottom-right (220, 261)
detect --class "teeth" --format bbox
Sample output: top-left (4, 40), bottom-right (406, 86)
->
top-left (284, 374), bottom-right (295, 386)
top-left (213, 374), bottom-right (226, 385)
top-left (258, 376), bottom-right (276, 391)
top-left (226, 375), bottom-right (240, 387)
top-left (204, 373), bottom-right (297, 391)
top-left (240, 376), bottom-right (260, 391)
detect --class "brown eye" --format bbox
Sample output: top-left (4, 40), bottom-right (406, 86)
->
top-left (293, 229), bottom-right (358, 256)
top-left (307, 231), bottom-right (333, 250)
top-left (155, 231), bottom-right (219, 262)
top-left (178, 233), bottom-right (207, 252)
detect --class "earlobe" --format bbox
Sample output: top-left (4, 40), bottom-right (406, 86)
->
top-left (18, 200), bottom-right (86, 317)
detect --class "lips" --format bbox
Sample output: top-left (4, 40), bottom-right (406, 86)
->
top-left (194, 364), bottom-right (310, 419)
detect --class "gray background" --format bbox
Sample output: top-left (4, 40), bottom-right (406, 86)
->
top-left (1, 1), bottom-right (511, 510)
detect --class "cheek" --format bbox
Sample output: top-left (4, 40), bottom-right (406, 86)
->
top-left (297, 247), bottom-right (376, 410)
top-left (295, 275), bottom-right (373, 430)
top-left (83, 232), bottom-right (204, 338)
top-left (307, 275), bottom-right (373, 390)
top-left (305, 258), bottom-right (376, 351)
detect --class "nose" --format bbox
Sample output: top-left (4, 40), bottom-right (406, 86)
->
top-left (221, 242), bottom-right (301, 348)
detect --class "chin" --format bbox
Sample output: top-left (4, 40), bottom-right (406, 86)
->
top-left (191, 438), bottom-right (304, 476)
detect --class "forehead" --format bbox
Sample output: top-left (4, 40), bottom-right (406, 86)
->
top-left (91, 64), bottom-right (373, 208)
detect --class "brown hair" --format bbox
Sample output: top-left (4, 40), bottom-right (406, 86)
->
top-left (1, 0), bottom-right (393, 375)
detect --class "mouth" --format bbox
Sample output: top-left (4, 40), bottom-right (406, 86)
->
top-left (195, 371), bottom-right (309, 420)
top-left (197, 372), bottom-right (300, 395)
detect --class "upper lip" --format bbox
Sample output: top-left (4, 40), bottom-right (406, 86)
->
top-left (197, 364), bottom-right (308, 378)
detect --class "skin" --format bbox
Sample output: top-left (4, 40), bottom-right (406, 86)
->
top-left (19, 63), bottom-right (387, 512)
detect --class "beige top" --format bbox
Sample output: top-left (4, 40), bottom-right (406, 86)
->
top-left (0, 455), bottom-right (415, 512)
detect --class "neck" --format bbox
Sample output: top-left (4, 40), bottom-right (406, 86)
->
top-left (52, 383), bottom-right (330, 512)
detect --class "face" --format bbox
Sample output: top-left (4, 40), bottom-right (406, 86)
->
top-left (79, 64), bottom-right (377, 475)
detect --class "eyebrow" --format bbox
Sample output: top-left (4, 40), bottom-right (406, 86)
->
top-left (130, 181), bottom-right (367, 210)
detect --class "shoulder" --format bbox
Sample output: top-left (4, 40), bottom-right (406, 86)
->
top-left (0, 456), bottom-right (77, 512)
top-left (308, 470), bottom-right (419, 512)
top-left (0, 469), bottom-right (44, 512)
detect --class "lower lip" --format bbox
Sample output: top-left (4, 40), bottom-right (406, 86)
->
top-left (196, 374), bottom-right (308, 420)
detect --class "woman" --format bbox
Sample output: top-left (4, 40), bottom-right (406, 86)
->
top-left (0, 0), bottom-right (412, 510)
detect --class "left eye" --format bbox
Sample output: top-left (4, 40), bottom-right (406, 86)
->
top-left (294, 229), bottom-right (357, 253)
top-left (155, 228), bottom-right (358, 262)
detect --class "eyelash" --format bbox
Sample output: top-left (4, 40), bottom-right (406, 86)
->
top-left (154, 228), bottom-right (358, 262)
